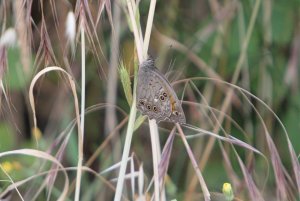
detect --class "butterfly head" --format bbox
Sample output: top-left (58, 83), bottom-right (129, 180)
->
top-left (140, 58), bottom-right (155, 69)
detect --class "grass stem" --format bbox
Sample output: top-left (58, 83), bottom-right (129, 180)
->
top-left (74, 17), bottom-right (86, 201)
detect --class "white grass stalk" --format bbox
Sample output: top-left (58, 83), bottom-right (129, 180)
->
top-left (114, 97), bottom-right (137, 201)
top-left (130, 154), bottom-right (135, 199)
top-left (127, 0), bottom-right (143, 61)
top-left (138, 164), bottom-right (144, 196)
top-left (111, 172), bottom-right (140, 182)
top-left (100, 157), bottom-right (132, 175)
top-left (142, 0), bottom-right (164, 200)
top-left (149, 119), bottom-right (160, 201)
top-left (130, 0), bottom-right (144, 49)
top-left (74, 18), bottom-right (86, 201)
top-left (0, 81), bottom-right (9, 104)
top-left (142, 0), bottom-right (156, 58)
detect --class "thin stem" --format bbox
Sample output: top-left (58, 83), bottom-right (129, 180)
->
top-left (143, 0), bottom-right (162, 199)
top-left (143, 0), bottom-right (157, 58)
top-left (149, 119), bottom-right (160, 201)
top-left (113, 0), bottom-right (142, 199)
top-left (176, 124), bottom-right (210, 201)
top-left (80, 13), bottom-right (86, 146)
top-left (113, 97), bottom-right (137, 201)
top-left (105, 0), bottom-right (121, 134)
top-left (75, 16), bottom-right (85, 201)
top-left (127, 0), bottom-right (143, 61)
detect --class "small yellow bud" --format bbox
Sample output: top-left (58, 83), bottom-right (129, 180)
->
top-left (1, 161), bottom-right (13, 173)
top-left (222, 182), bottom-right (234, 201)
top-left (32, 127), bottom-right (42, 141)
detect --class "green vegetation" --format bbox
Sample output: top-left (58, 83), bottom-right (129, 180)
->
top-left (0, 0), bottom-right (299, 200)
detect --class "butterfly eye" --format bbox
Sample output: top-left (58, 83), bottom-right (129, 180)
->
top-left (159, 95), bottom-right (165, 101)
top-left (173, 111), bottom-right (179, 116)
top-left (153, 106), bottom-right (158, 112)
top-left (139, 100), bottom-right (145, 105)
top-left (163, 92), bottom-right (168, 97)
top-left (147, 105), bottom-right (151, 110)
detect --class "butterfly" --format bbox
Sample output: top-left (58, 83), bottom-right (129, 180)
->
top-left (136, 58), bottom-right (186, 124)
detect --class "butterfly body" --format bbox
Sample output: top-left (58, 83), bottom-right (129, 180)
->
top-left (136, 58), bottom-right (186, 124)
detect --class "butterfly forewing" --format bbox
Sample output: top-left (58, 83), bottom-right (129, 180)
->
top-left (136, 58), bottom-right (186, 124)
top-left (137, 67), bottom-right (171, 122)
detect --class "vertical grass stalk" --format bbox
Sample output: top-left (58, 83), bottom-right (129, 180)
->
top-left (113, 0), bottom-right (141, 198)
top-left (113, 95), bottom-right (137, 201)
top-left (149, 119), bottom-right (160, 201)
top-left (74, 17), bottom-right (85, 201)
top-left (141, 0), bottom-right (163, 200)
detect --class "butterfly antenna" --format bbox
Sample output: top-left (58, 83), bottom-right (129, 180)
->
top-left (165, 58), bottom-right (176, 80)
top-left (167, 58), bottom-right (176, 73)
top-left (180, 80), bottom-right (188, 102)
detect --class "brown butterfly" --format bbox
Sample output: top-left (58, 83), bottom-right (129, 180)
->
top-left (136, 58), bottom-right (186, 124)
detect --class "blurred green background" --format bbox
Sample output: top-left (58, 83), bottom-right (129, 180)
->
top-left (0, 0), bottom-right (300, 200)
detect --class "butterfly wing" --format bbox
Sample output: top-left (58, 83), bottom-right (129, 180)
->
top-left (151, 67), bottom-right (186, 124)
top-left (137, 66), bottom-right (172, 123)
top-left (136, 59), bottom-right (186, 124)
